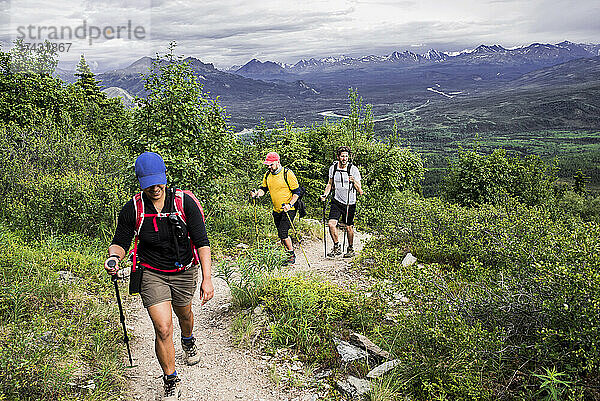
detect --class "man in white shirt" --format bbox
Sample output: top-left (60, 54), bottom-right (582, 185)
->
top-left (320, 146), bottom-right (363, 258)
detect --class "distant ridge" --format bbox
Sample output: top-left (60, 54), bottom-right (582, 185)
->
top-left (236, 59), bottom-right (286, 75)
top-left (229, 41), bottom-right (600, 75)
top-left (96, 55), bottom-right (324, 101)
top-left (102, 87), bottom-right (135, 108)
top-left (510, 55), bottom-right (600, 87)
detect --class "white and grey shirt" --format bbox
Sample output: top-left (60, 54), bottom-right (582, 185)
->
top-left (329, 162), bottom-right (361, 205)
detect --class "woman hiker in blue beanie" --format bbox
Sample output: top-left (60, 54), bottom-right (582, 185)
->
top-left (104, 152), bottom-right (213, 401)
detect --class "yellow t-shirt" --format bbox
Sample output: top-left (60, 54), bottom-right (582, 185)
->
top-left (262, 168), bottom-right (299, 213)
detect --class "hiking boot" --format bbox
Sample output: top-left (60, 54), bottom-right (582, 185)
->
top-left (181, 337), bottom-right (200, 366)
top-left (327, 243), bottom-right (342, 258)
top-left (343, 246), bottom-right (355, 258)
top-left (281, 251), bottom-right (296, 266)
top-left (162, 375), bottom-right (181, 401)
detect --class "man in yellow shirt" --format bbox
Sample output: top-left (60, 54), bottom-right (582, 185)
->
top-left (250, 152), bottom-right (301, 265)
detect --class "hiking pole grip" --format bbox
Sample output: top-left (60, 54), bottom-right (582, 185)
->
top-left (108, 260), bottom-right (125, 324)
top-left (108, 259), bottom-right (134, 366)
top-left (108, 259), bottom-right (118, 283)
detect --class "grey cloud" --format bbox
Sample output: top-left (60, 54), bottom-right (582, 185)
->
top-left (170, 15), bottom-right (542, 68)
top-left (150, 16), bottom-right (352, 41)
top-left (9, 0), bottom-right (598, 72)
top-left (529, 0), bottom-right (600, 35)
top-left (350, 0), bottom-right (415, 5)
top-left (485, 0), bottom-right (521, 3)
top-left (147, 4), bottom-right (353, 42)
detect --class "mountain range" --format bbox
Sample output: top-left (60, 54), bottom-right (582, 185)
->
top-left (232, 41), bottom-right (600, 79)
top-left (79, 40), bottom-right (600, 131)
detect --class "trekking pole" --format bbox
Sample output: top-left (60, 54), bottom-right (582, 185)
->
top-left (283, 205), bottom-right (311, 268)
top-left (322, 198), bottom-right (327, 258)
top-left (108, 259), bottom-right (134, 367)
top-left (342, 182), bottom-right (353, 253)
top-left (252, 197), bottom-right (259, 246)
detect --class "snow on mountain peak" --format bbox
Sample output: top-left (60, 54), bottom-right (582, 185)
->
top-left (320, 55), bottom-right (351, 63)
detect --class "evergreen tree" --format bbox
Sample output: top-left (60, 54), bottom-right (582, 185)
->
top-left (74, 55), bottom-right (107, 104)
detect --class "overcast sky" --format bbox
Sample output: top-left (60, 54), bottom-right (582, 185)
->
top-left (1, 0), bottom-right (599, 71)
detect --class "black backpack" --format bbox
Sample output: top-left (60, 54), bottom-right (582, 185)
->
top-left (331, 161), bottom-right (353, 192)
top-left (264, 167), bottom-right (307, 218)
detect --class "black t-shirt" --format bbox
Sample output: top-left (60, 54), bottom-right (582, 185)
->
top-left (111, 188), bottom-right (209, 272)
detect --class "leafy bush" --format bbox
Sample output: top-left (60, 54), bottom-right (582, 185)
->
top-left (377, 274), bottom-right (501, 399)
top-left (0, 44), bottom-right (133, 241)
top-left (9, 170), bottom-right (125, 240)
top-left (443, 148), bottom-right (555, 206)
top-left (1, 43), bottom-right (128, 140)
top-left (361, 192), bottom-right (600, 272)
top-left (358, 194), bottom-right (600, 399)
top-left (554, 189), bottom-right (600, 223)
top-left (0, 119), bottom-right (131, 240)
top-left (130, 42), bottom-right (235, 201)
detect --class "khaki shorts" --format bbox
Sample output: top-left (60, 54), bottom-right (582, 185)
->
top-left (140, 266), bottom-right (199, 308)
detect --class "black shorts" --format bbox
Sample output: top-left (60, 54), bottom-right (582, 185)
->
top-left (328, 198), bottom-right (356, 226)
top-left (273, 209), bottom-right (297, 239)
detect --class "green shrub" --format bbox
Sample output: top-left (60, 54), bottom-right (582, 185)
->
top-left (358, 194), bottom-right (600, 399)
top-left (554, 190), bottom-right (600, 223)
top-left (0, 122), bottom-right (131, 240)
top-left (130, 42), bottom-right (235, 202)
top-left (9, 170), bottom-right (125, 240)
top-left (443, 148), bottom-right (555, 206)
top-left (361, 193), bottom-right (599, 272)
top-left (0, 228), bottom-right (125, 400)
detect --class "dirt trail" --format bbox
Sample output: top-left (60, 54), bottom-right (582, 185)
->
top-left (123, 225), bottom-right (370, 401)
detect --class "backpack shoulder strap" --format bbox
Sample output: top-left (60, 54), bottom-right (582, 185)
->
top-left (175, 188), bottom-right (206, 223)
top-left (131, 192), bottom-right (145, 272)
top-left (330, 162), bottom-right (338, 189)
top-left (347, 162), bottom-right (353, 175)
top-left (174, 188), bottom-right (204, 266)
top-left (133, 192), bottom-right (144, 236)
top-left (283, 167), bottom-right (291, 190)
top-left (173, 188), bottom-right (185, 221)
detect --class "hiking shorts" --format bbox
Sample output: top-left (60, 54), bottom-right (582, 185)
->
top-left (273, 209), bottom-right (297, 240)
top-left (329, 198), bottom-right (356, 226)
top-left (140, 265), bottom-right (199, 308)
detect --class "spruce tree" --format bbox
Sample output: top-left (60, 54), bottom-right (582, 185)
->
top-left (74, 55), bottom-right (106, 104)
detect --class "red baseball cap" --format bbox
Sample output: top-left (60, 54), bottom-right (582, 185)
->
top-left (263, 152), bottom-right (280, 165)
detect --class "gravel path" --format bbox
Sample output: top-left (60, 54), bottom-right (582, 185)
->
top-left (122, 225), bottom-right (370, 401)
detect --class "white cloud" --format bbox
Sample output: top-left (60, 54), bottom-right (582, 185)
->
top-left (2, 0), bottom-right (598, 71)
